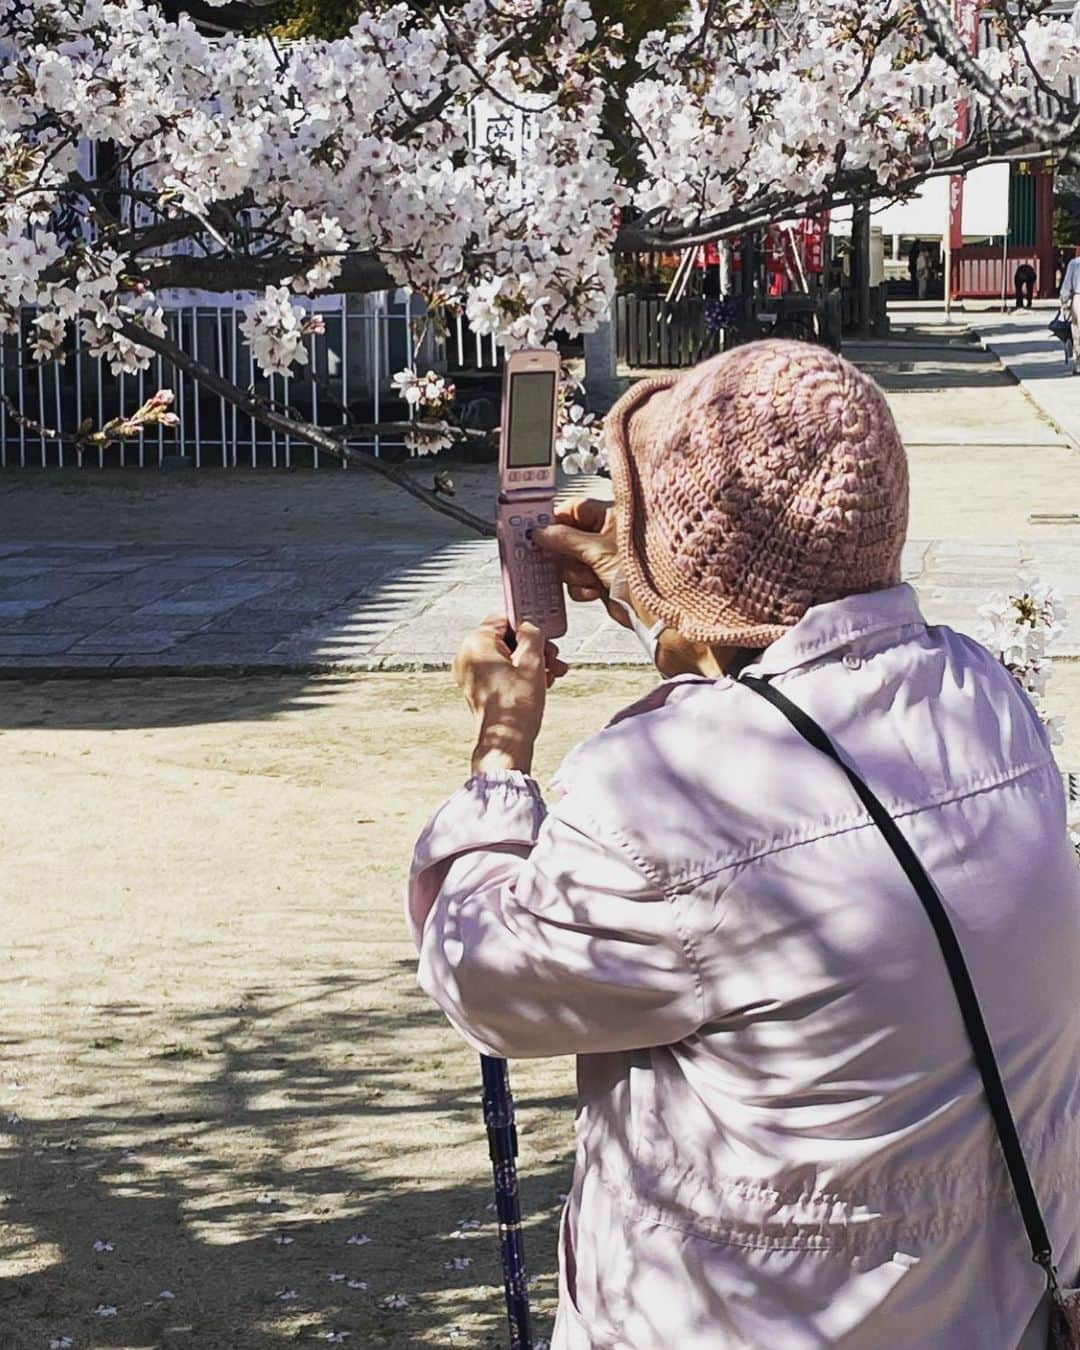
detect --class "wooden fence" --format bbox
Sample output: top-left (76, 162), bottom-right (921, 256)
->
top-left (615, 294), bottom-right (721, 369)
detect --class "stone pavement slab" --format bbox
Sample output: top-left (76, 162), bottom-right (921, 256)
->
top-left (0, 534), bottom-right (1077, 673)
top-left (3, 320), bottom-right (1080, 674)
top-left (966, 307), bottom-right (1080, 456)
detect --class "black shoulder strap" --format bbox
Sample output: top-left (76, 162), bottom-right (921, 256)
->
top-left (740, 672), bottom-right (1057, 1287)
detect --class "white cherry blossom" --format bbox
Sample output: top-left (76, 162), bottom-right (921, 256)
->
top-left (977, 580), bottom-right (1067, 747)
top-left (3, 0), bottom-right (1079, 483)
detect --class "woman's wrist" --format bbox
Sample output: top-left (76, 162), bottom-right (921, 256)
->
top-left (470, 716), bottom-right (536, 776)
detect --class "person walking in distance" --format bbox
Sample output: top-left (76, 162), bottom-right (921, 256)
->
top-left (908, 238), bottom-right (922, 298)
top-left (915, 245), bottom-right (932, 300)
top-left (1014, 262), bottom-right (1036, 310)
top-left (1059, 251), bottom-right (1080, 375)
top-left (408, 341), bottom-right (1080, 1349)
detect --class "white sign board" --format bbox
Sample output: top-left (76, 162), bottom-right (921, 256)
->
top-left (829, 162), bottom-right (1010, 242)
top-left (873, 178), bottom-right (949, 238)
top-left (830, 178), bottom-right (948, 238)
top-left (961, 162), bottom-right (1010, 237)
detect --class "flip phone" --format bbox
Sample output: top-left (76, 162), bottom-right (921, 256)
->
top-left (496, 348), bottom-right (568, 640)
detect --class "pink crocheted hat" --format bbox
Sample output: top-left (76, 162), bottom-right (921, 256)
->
top-left (604, 340), bottom-right (909, 647)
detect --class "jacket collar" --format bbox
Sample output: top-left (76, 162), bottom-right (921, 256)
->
top-left (741, 583), bottom-right (926, 679)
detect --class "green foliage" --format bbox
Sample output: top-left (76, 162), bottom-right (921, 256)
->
top-left (1054, 202), bottom-right (1080, 247)
top-left (265, 0), bottom-right (356, 40)
top-left (264, 0), bottom-right (685, 51)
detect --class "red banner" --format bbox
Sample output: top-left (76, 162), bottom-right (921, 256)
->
top-left (949, 0), bottom-right (982, 250)
top-left (801, 213), bottom-right (829, 274)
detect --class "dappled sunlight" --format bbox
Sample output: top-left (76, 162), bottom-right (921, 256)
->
top-left (0, 671), bottom-right (659, 1346)
top-left (0, 977), bottom-right (574, 1347)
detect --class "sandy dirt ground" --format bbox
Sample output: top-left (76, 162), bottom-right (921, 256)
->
top-left (0, 671), bottom-right (656, 1350)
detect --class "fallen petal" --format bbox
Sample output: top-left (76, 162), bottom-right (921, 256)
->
top-left (378, 1293), bottom-right (410, 1311)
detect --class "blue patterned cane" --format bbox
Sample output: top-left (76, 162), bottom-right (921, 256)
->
top-left (480, 1054), bottom-right (533, 1349)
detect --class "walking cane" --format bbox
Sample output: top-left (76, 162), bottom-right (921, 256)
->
top-left (480, 1054), bottom-right (533, 1348)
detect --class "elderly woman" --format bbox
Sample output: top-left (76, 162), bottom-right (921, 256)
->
top-left (406, 342), bottom-right (1080, 1349)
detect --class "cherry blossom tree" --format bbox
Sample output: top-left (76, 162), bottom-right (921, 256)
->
top-left (4, 0), bottom-right (1080, 533)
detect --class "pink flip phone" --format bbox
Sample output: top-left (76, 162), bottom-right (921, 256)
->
top-left (497, 348), bottom-right (568, 640)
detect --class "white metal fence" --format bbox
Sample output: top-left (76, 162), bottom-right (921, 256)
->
top-left (0, 292), bottom-right (500, 470)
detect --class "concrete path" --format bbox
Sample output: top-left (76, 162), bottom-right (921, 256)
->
top-left (2, 320), bottom-right (1079, 673)
top-left (0, 536), bottom-right (641, 673)
top-left (0, 534), bottom-right (1076, 674)
top-left (965, 305), bottom-right (1080, 462)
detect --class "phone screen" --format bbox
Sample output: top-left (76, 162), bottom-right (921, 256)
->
top-left (507, 371), bottom-right (556, 468)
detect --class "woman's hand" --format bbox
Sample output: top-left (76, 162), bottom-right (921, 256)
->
top-left (453, 616), bottom-right (568, 776)
top-left (533, 498), bottom-right (630, 629)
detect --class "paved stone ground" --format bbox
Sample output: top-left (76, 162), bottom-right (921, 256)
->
top-left (1, 534), bottom-right (1075, 672)
top-left (965, 304), bottom-right (1080, 456)
top-left (1, 318), bottom-right (1079, 672)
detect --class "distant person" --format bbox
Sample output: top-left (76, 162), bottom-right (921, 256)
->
top-left (908, 238), bottom-right (922, 297)
top-left (1014, 262), bottom-right (1036, 310)
top-left (1059, 252), bottom-right (1080, 375)
top-left (915, 246), bottom-right (931, 300)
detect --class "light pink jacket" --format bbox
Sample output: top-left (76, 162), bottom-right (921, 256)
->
top-left (407, 585), bottom-right (1080, 1349)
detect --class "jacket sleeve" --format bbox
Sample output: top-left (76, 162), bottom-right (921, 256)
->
top-left (406, 771), bottom-right (705, 1059)
top-left (1061, 260), bottom-right (1076, 304)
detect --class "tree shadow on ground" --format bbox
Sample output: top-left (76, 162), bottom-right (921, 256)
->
top-left (0, 670), bottom-right (362, 732)
top-left (0, 971), bottom-right (576, 1349)
top-left (958, 326), bottom-right (1078, 383)
top-left (852, 347), bottom-right (1014, 392)
top-left (0, 534), bottom-right (496, 728)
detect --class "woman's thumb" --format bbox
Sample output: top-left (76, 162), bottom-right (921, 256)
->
top-left (512, 620), bottom-right (545, 675)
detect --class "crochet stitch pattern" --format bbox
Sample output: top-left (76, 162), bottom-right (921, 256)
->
top-left (603, 341), bottom-right (909, 646)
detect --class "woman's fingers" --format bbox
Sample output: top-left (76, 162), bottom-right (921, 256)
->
top-left (544, 643), bottom-right (570, 688)
top-left (545, 660), bottom-right (570, 689)
top-left (459, 619), bottom-right (568, 691)
top-left (560, 558), bottom-right (600, 588)
top-left (543, 639), bottom-right (569, 688)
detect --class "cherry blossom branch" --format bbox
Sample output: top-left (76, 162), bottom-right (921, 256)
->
top-left (113, 318), bottom-right (497, 539)
top-left (617, 138), bottom-right (1045, 251)
top-left (914, 0), bottom-right (1080, 150)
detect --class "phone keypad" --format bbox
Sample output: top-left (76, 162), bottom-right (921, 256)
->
top-left (507, 511), bottom-right (563, 626)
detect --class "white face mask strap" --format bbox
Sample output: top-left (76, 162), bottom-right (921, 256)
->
top-left (607, 588), bottom-right (666, 668)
